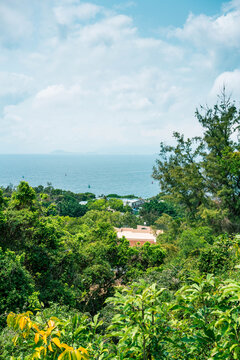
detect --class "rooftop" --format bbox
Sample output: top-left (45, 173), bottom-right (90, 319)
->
top-left (115, 225), bottom-right (163, 246)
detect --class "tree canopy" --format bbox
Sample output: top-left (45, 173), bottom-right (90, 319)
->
top-left (153, 91), bottom-right (240, 233)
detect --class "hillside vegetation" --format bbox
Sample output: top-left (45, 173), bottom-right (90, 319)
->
top-left (1, 92), bottom-right (240, 359)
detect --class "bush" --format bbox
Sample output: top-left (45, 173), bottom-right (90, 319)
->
top-left (0, 248), bottom-right (35, 321)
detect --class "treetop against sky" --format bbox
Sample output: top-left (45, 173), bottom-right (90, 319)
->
top-left (0, 0), bottom-right (240, 154)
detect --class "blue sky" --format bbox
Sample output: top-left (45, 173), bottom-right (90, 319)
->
top-left (0, 0), bottom-right (240, 154)
top-left (111, 0), bottom-right (224, 31)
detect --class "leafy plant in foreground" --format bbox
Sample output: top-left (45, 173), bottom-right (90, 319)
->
top-left (6, 311), bottom-right (88, 360)
top-left (106, 282), bottom-right (169, 360)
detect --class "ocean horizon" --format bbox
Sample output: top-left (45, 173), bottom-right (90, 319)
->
top-left (0, 154), bottom-right (160, 198)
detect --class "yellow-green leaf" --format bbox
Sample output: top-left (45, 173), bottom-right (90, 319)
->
top-left (52, 337), bottom-right (62, 348)
top-left (34, 333), bottom-right (40, 344)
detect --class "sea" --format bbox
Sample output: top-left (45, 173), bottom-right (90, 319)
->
top-left (0, 154), bottom-right (160, 198)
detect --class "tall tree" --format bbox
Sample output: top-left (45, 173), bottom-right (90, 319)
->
top-left (153, 91), bottom-right (240, 232)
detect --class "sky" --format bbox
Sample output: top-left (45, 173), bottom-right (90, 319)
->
top-left (0, 0), bottom-right (240, 154)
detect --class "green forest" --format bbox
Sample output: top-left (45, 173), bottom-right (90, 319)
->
top-left (1, 93), bottom-right (240, 359)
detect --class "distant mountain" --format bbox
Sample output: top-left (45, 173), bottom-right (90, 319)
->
top-left (50, 150), bottom-right (74, 155)
top-left (50, 150), bottom-right (99, 155)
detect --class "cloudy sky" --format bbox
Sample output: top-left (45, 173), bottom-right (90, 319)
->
top-left (0, 0), bottom-right (240, 154)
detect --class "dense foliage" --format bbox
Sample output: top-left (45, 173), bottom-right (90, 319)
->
top-left (153, 91), bottom-right (240, 233)
top-left (4, 272), bottom-right (240, 359)
top-left (139, 196), bottom-right (181, 225)
top-left (0, 181), bottom-right (165, 318)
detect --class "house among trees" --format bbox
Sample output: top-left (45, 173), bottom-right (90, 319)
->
top-left (121, 198), bottom-right (145, 209)
top-left (115, 225), bottom-right (163, 246)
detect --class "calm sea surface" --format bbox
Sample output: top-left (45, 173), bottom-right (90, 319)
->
top-left (0, 155), bottom-right (160, 198)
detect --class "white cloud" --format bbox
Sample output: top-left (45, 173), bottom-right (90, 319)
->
top-left (0, 72), bottom-right (33, 96)
top-left (114, 2), bottom-right (136, 11)
top-left (170, 6), bottom-right (240, 48)
top-left (36, 84), bottom-right (75, 100)
top-left (77, 15), bottom-right (136, 44)
top-left (54, 3), bottom-right (101, 24)
top-left (210, 70), bottom-right (240, 99)
top-left (0, 4), bottom-right (33, 45)
top-left (222, 0), bottom-right (240, 11)
top-left (0, 0), bottom-right (239, 153)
